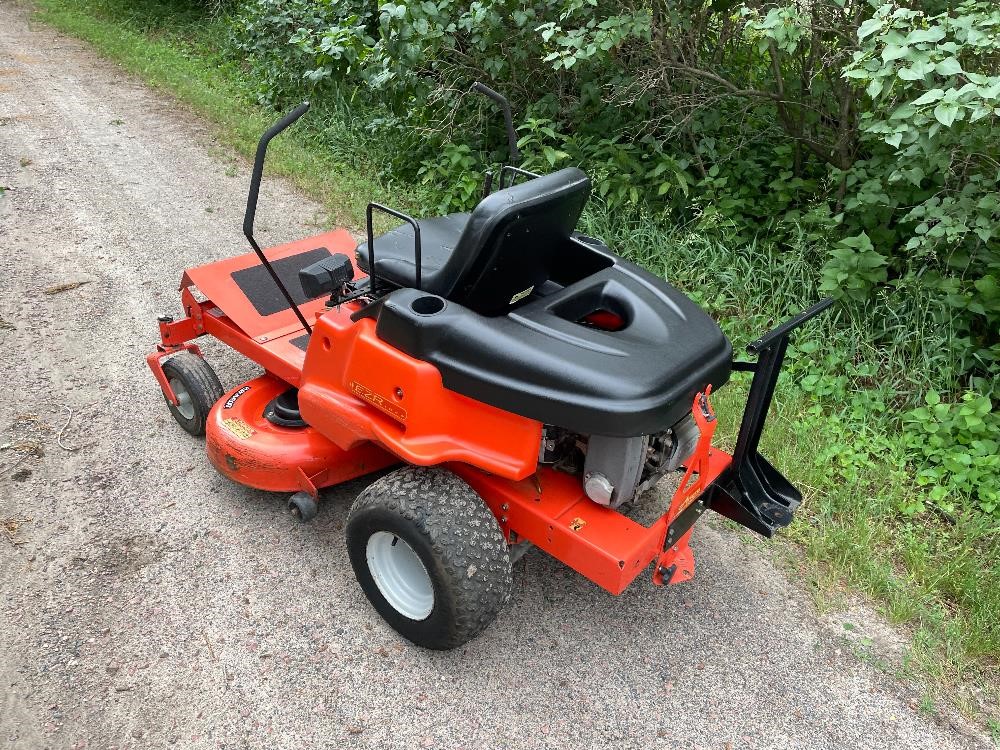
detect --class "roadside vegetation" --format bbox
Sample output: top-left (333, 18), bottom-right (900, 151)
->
top-left (33, 0), bottom-right (999, 726)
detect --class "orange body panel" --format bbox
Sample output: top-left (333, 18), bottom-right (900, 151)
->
top-left (454, 465), bottom-right (664, 594)
top-left (298, 313), bottom-right (543, 481)
top-left (206, 374), bottom-right (397, 493)
top-left (452, 439), bottom-right (731, 595)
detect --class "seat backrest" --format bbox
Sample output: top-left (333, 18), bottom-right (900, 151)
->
top-left (437, 167), bottom-right (590, 315)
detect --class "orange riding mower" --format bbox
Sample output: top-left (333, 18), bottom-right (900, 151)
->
top-left (148, 84), bottom-right (832, 649)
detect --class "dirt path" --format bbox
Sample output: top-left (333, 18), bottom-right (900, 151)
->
top-left (0, 5), bottom-right (990, 749)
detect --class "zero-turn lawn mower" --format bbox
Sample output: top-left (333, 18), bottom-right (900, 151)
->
top-left (148, 84), bottom-right (832, 649)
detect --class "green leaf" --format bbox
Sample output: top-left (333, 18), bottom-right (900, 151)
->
top-left (970, 105), bottom-right (992, 122)
top-left (881, 44), bottom-right (909, 62)
top-left (905, 27), bottom-right (945, 45)
top-left (905, 166), bottom-right (925, 186)
top-left (935, 57), bottom-right (963, 76)
top-left (933, 102), bottom-right (959, 127)
top-left (858, 18), bottom-right (882, 40)
top-left (840, 232), bottom-right (875, 251)
top-left (974, 275), bottom-right (1000, 301)
top-left (898, 60), bottom-right (934, 80)
top-left (925, 390), bottom-right (941, 406)
top-left (912, 88), bottom-right (944, 105)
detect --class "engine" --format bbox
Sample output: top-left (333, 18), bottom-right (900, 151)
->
top-left (539, 413), bottom-right (700, 509)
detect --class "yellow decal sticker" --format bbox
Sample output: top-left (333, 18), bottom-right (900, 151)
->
top-left (569, 517), bottom-right (586, 532)
top-left (509, 285), bottom-right (534, 305)
top-left (349, 381), bottom-right (407, 422)
top-left (221, 417), bottom-right (255, 440)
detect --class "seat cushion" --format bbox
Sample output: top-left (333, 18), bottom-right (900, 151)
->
top-left (356, 213), bottom-right (470, 295)
top-left (355, 168), bottom-right (590, 317)
top-left (441, 168), bottom-right (590, 315)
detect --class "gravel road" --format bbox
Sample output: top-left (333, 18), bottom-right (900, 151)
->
top-left (0, 5), bottom-right (990, 749)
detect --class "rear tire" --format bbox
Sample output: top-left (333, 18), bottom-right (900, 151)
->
top-left (346, 467), bottom-right (512, 650)
top-left (161, 352), bottom-right (225, 437)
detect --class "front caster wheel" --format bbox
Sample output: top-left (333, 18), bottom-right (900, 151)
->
top-left (288, 492), bottom-right (318, 522)
top-left (161, 352), bottom-right (225, 437)
top-left (346, 467), bottom-right (512, 650)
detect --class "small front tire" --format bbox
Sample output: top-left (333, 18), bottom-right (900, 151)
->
top-left (288, 492), bottom-right (318, 522)
top-left (161, 352), bottom-right (225, 437)
top-left (346, 467), bottom-right (512, 650)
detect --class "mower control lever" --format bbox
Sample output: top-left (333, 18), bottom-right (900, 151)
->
top-left (243, 101), bottom-right (313, 334)
top-left (471, 81), bottom-right (521, 166)
top-left (243, 101), bottom-right (310, 243)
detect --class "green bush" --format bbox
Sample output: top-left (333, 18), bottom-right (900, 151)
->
top-left (905, 391), bottom-right (1000, 515)
top-left (840, 1), bottom-right (1000, 383)
top-left (229, 0), bottom-right (361, 104)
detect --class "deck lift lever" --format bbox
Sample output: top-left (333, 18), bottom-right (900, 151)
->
top-left (242, 100), bottom-right (313, 334)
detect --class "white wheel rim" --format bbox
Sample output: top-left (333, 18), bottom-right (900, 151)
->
top-left (366, 531), bottom-right (434, 620)
top-left (169, 377), bottom-right (195, 420)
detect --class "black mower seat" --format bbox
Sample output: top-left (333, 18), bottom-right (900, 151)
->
top-left (358, 168), bottom-right (591, 316)
top-left (357, 212), bottom-right (469, 292)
